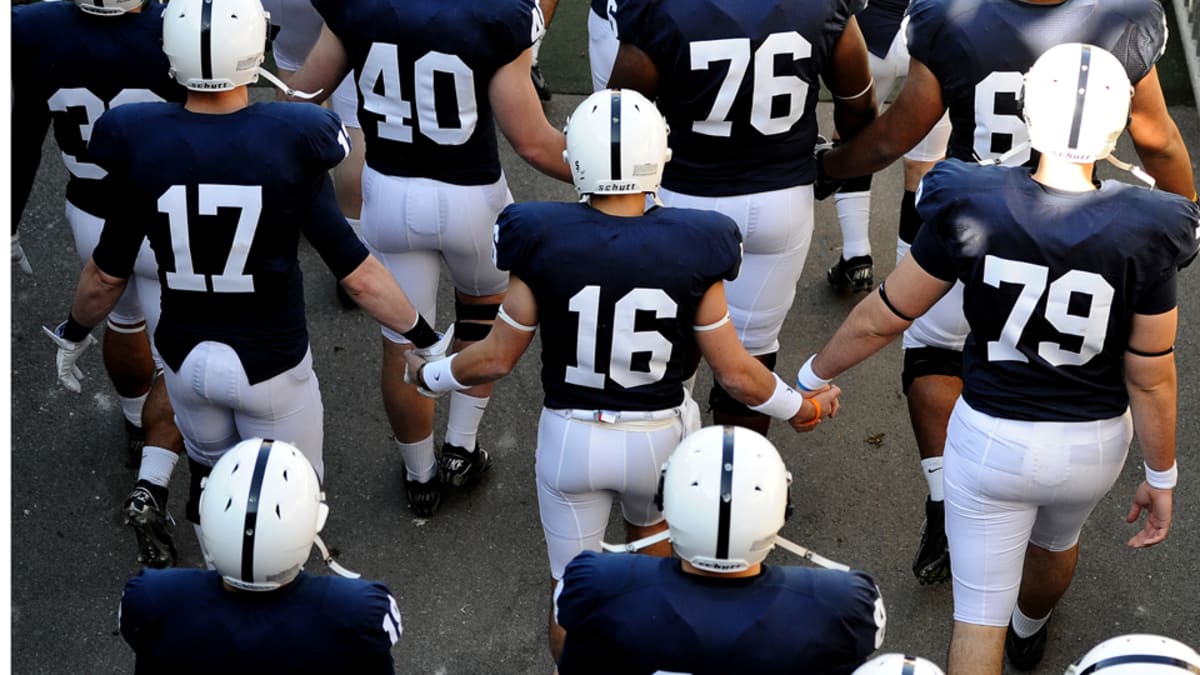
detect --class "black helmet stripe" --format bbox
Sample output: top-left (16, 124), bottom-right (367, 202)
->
top-left (93, 1), bottom-right (105, 9)
top-left (610, 90), bottom-right (622, 181)
top-left (715, 426), bottom-right (735, 559)
top-left (1076, 655), bottom-right (1200, 674)
top-left (902, 655), bottom-right (917, 675)
top-left (240, 439), bottom-right (275, 583)
top-left (1067, 45), bottom-right (1092, 151)
top-left (200, 0), bottom-right (214, 80)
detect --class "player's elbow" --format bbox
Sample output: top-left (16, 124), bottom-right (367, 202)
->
top-left (712, 366), bottom-right (759, 405)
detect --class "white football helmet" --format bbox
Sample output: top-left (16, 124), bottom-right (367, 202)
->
top-left (1065, 634), bottom-right (1200, 674)
top-left (563, 89), bottom-right (672, 199)
top-left (74, 0), bottom-right (145, 16)
top-left (853, 653), bottom-right (945, 675)
top-left (198, 438), bottom-right (328, 591)
top-left (162, 0), bottom-right (269, 92)
top-left (661, 426), bottom-right (791, 574)
top-left (1023, 43), bottom-right (1132, 163)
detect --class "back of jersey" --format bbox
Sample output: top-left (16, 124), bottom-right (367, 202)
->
top-left (906, 0), bottom-right (1165, 165)
top-left (614, 0), bottom-right (865, 196)
top-left (11, 2), bottom-right (184, 220)
top-left (311, 0), bottom-right (545, 185)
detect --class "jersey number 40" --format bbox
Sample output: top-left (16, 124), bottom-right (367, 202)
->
top-left (359, 43), bottom-right (478, 146)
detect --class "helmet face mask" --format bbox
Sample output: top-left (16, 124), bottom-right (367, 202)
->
top-left (1022, 43), bottom-right (1133, 163)
top-left (74, 0), bottom-right (145, 16)
top-left (562, 89), bottom-right (672, 199)
top-left (1065, 634), bottom-right (1200, 674)
top-left (198, 439), bottom-right (326, 592)
top-left (660, 426), bottom-right (791, 574)
top-left (162, 0), bottom-right (269, 92)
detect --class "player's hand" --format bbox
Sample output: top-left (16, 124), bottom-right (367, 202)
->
top-left (813, 136), bottom-right (843, 201)
top-left (788, 383), bottom-right (841, 432)
top-left (1126, 480), bottom-right (1172, 548)
top-left (413, 324), bottom-right (454, 361)
top-left (12, 233), bottom-right (33, 275)
top-left (401, 350), bottom-right (450, 399)
top-left (42, 323), bottom-right (98, 393)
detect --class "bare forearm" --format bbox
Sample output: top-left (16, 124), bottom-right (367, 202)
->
top-left (1127, 358), bottom-right (1177, 470)
top-left (70, 260), bottom-right (127, 328)
top-left (812, 292), bottom-right (909, 379)
top-left (340, 257), bottom-right (421, 337)
top-left (1136, 131), bottom-right (1195, 198)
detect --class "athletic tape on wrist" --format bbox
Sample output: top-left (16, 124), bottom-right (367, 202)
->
top-left (748, 374), bottom-right (805, 420)
top-left (796, 355), bottom-right (831, 392)
top-left (1145, 461), bottom-right (1178, 490)
top-left (420, 354), bottom-right (465, 394)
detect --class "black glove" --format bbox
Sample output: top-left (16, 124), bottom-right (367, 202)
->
top-left (813, 135), bottom-right (844, 201)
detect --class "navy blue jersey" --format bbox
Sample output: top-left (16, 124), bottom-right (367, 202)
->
top-left (556, 551), bottom-right (884, 675)
top-left (494, 202), bottom-right (742, 411)
top-left (911, 160), bottom-right (1199, 421)
top-left (311, 0), bottom-right (544, 185)
top-left (615, 0), bottom-right (866, 196)
top-left (120, 569), bottom-right (399, 674)
top-left (907, 0), bottom-right (1166, 165)
top-left (858, 0), bottom-right (910, 58)
top-left (11, 1), bottom-right (185, 228)
top-left (591, 0), bottom-right (610, 18)
top-left (88, 102), bottom-right (366, 384)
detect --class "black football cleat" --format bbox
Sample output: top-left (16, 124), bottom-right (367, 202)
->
top-left (124, 484), bottom-right (177, 569)
top-left (827, 254), bottom-right (874, 292)
top-left (439, 443), bottom-right (493, 488)
top-left (1005, 616), bottom-right (1051, 671)
top-left (912, 497), bottom-right (951, 585)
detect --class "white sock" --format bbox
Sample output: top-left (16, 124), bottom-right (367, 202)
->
top-left (445, 392), bottom-right (489, 451)
top-left (896, 236), bottom-right (912, 267)
top-left (921, 457), bottom-right (945, 502)
top-left (397, 434), bottom-right (438, 482)
top-left (1011, 605), bottom-right (1051, 638)
top-left (138, 446), bottom-right (180, 488)
top-left (120, 392), bottom-right (150, 428)
top-left (344, 217), bottom-right (364, 243)
top-left (834, 190), bottom-right (872, 258)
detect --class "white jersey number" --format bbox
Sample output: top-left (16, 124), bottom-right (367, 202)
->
top-left (689, 31), bottom-right (811, 137)
top-left (158, 184), bottom-right (262, 293)
top-left (380, 594), bottom-right (403, 646)
top-left (359, 43), bottom-right (478, 146)
top-left (983, 255), bottom-right (1114, 366)
top-left (972, 71), bottom-right (1029, 165)
top-left (566, 285), bottom-right (677, 390)
top-left (47, 87), bottom-right (164, 179)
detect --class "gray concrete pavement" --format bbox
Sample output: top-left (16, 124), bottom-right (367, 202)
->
top-left (9, 93), bottom-right (1200, 674)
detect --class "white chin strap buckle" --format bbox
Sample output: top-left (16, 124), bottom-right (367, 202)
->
top-left (258, 68), bottom-right (324, 100)
top-left (773, 536), bottom-right (850, 571)
top-left (314, 535), bottom-right (361, 579)
top-left (601, 529), bottom-right (671, 553)
top-left (1104, 153), bottom-right (1156, 187)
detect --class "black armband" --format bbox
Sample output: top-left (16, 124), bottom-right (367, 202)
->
top-left (61, 314), bottom-right (94, 342)
top-left (1127, 345), bottom-right (1174, 358)
top-left (403, 314), bottom-right (438, 349)
top-left (877, 282), bottom-right (917, 322)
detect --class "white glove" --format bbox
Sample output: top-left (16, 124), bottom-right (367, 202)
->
top-left (43, 323), bottom-right (98, 393)
top-left (402, 324), bottom-right (455, 396)
top-left (12, 233), bottom-right (32, 275)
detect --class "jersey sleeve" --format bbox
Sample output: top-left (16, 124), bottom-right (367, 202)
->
top-left (302, 175), bottom-right (370, 280)
top-left (10, 4), bottom-right (52, 232)
top-left (908, 163), bottom-right (963, 282)
top-left (696, 211), bottom-right (744, 283)
top-left (1109, 0), bottom-right (1168, 83)
top-left (118, 571), bottom-right (161, 654)
top-left (354, 583), bottom-right (403, 658)
top-left (554, 550), bottom-right (608, 632)
top-left (492, 203), bottom-right (539, 275)
top-left (815, 570), bottom-right (886, 669)
top-left (904, 0), bottom-right (949, 71)
top-left (486, 0), bottom-right (545, 64)
top-left (87, 111), bottom-right (144, 278)
top-left (306, 107), bottom-right (353, 173)
top-left (613, 0), bottom-right (673, 56)
top-left (1133, 197), bottom-right (1200, 314)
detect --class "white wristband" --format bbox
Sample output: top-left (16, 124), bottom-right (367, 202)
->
top-left (1145, 461), bottom-right (1178, 490)
top-left (420, 354), bottom-right (466, 394)
top-left (796, 355), bottom-right (831, 392)
top-left (748, 374), bottom-right (805, 420)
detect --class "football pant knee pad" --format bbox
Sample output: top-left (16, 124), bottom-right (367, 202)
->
top-left (709, 352), bottom-right (778, 417)
top-left (899, 189), bottom-right (922, 245)
top-left (901, 346), bottom-right (963, 394)
top-left (841, 173), bottom-right (873, 193)
top-left (454, 298), bottom-right (500, 342)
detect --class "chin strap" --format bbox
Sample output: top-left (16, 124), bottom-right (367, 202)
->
top-left (974, 142), bottom-right (1032, 167)
top-left (258, 68), bottom-right (324, 100)
top-left (601, 532), bottom-right (850, 571)
top-left (314, 535), bottom-right (361, 578)
top-left (1104, 153), bottom-right (1156, 187)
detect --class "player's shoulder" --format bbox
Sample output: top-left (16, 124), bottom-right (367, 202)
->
top-left (560, 551), bottom-right (664, 612)
top-left (1099, 0), bottom-right (1165, 25)
top-left (12, 0), bottom-right (79, 48)
top-left (304, 573), bottom-right (395, 611)
top-left (247, 102), bottom-right (350, 162)
top-left (1104, 182), bottom-right (1200, 238)
top-left (123, 568), bottom-right (219, 606)
top-left (773, 566), bottom-right (880, 611)
top-left (96, 100), bottom-right (180, 137)
top-left (500, 201), bottom-right (583, 233)
top-left (473, 0), bottom-right (545, 50)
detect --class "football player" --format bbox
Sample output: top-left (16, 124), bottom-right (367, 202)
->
top-left (120, 439), bottom-right (401, 673)
top-left (285, 0), bottom-right (573, 517)
top-left (816, 0), bottom-right (1195, 588)
top-left (587, 0), bottom-right (618, 91)
top-left (12, 0), bottom-right (186, 467)
top-left (801, 45), bottom-right (1197, 674)
top-left (405, 90), bottom-right (841, 663)
top-left (826, 0), bottom-right (951, 293)
top-left (554, 426), bottom-right (882, 675)
top-left (1065, 634), bottom-right (1200, 674)
top-left (45, 0), bottom-right (444, 546)
top-left (606, 0), bottom-right (877, 436)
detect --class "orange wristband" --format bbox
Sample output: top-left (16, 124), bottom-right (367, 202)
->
top-left (797, 397), bottom-right (821, 429)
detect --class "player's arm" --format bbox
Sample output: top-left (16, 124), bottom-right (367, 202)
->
top-left (69, 258), bottom-right (129, 328)
top-left (606, 43), bottom-right (661, 99)
top-left (824, 15), bottom-right (877, 141)
top-left (809, 254), bottom-right (952, 381)
top-left (340, 255), bottom-right (436, 343)
top-left (1124, 308), bottom-right (1178, 548)
top-left (490, 48), bottom-right (572, 183)
top-left (407, 276), bottom-right (539, 390)
top-left (695, 283), bottom-right (838, 431)
top-left (286, 24), bottom-right (349, 105)
top-left (1127, 66), bottom-right (1195, 198)
top-left (822, 58), bottom-right (946, 179)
